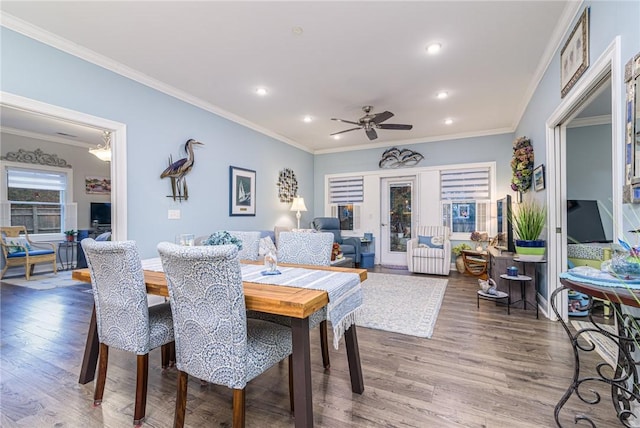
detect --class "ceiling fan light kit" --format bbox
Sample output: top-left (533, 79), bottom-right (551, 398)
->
top-left (330, 106), bottom-right (413, 141)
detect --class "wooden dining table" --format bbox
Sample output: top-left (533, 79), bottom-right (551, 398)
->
top-left (73, 262), bottom-right (367, 428)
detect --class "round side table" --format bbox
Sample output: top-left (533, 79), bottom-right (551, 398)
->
top-left (499, 273), bottom-right (538, 318)
top-left (477, 289), bottom-right (510, 314)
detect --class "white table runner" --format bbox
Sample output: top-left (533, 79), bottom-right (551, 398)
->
top-left (141, 257), bottom-right (363, 348)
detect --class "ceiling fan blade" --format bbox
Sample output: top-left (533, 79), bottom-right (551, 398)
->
top-left (378, 123), bottom-right (413, 130)
top-left (365, 128), bottom-right (378, 140)
top-left (330, 127), bottom-right (361, 136)
top-left (331, 118), bottom-right (360, 126)
top-left (371, 111), bottom-right (394, 124)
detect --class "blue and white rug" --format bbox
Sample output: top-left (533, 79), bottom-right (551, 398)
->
top-left (356, 273), bottom-right (447, 338)
top-left (1, 270), bottom-right (88, 290)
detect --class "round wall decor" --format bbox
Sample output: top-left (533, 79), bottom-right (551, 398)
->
top-left (277, 168), bottom-right (298, 203)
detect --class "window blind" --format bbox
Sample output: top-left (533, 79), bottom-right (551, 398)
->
top-left (328, 176), bottom-right (364, 203)
top-left (440, 168), bottom-right (490, 200)
top-left (7, 167), bottom-right (67, 191)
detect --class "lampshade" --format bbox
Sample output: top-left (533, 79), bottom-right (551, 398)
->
top-left (290, 196), bottom-right (307, 212)
top-left (89, 131), bottom-right (112, 162)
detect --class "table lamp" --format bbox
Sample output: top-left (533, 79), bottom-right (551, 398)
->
top-left (290, 196), bottom-right (308, 230)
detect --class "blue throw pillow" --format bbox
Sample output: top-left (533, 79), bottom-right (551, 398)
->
top-left (5, 237), bottom-right (31, 254)
top-left (418, 235), bottom-right (444, 249)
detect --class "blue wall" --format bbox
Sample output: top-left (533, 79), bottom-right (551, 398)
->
top-left (514, 0), bottom-right (639, 300)
top-left (567, 124), bottom-right (613, 240)
top-left (1, 28), bottom-right (314, 257)
top-left (313, 133), bottom-right (516, 218)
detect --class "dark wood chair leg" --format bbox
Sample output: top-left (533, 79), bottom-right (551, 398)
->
top-left (173, 370), bottom-right (188, 428)
top-left (133, 354), bottom-right (149, 425)
top-left (94, 343), bottom-right (109, 405)
top-left (288, 355), bottom-right (294, 413)
top-left (169, 341), bottom-right (176, 366)
top-left (319, 320), bottom-right (330, 369)
top-left (232, 388), bottom-right (246, 428)
top-left (161, 344), bottom-right (169, 369)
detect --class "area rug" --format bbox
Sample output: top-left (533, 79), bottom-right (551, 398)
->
top-left (356, 272), bottom-right (447, 338)
top-left (1, 270), bottom-right (87, 290)
top-left (571, 320), bottom-right (618, 368)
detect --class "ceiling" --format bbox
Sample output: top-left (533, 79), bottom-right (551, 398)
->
top-left (1, 1), bottom-right (580, 153)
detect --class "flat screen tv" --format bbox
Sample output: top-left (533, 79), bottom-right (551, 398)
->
top-left (567, 200), bottom-right (608, 243)
top-left (496, 195), bottom-right (515, 253)
top-left (90, 202), bottom-right (111, 226)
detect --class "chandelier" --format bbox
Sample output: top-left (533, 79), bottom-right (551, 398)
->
top-left (89, 131), bottom-right (112, 162)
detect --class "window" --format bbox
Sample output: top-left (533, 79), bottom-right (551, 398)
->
top-left (440, 167), bottom-right (491, 237)
top-left (5, 166), bottom-right (68, 234)
top-left (328, 176), bottom-right (363, 231)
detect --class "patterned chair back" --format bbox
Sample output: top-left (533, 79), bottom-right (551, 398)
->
top-left (157, 242), bottom-right (250, 388)
top-left (277, 231), bottom-right (333, 266)
top-left (81, 238), bottom-right (154, 354)
top-left (228, 231), bottom-right (261, 261)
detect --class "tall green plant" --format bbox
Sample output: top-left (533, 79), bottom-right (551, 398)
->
top-left (513, 201), bottom-right (546, 241)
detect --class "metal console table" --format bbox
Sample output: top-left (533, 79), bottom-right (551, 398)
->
top-left (57, 241), bottom-right (78, 271)
top-left (554, 273), bottom-right (640, 427)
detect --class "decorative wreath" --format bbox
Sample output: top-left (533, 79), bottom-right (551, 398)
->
top-left (510, 136), bottom-right (534, 192)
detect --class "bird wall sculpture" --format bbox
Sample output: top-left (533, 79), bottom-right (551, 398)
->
top-left (160, 139), bottom-right (203, 201)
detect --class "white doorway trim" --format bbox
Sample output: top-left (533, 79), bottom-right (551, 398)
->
top-left (545, 37), bottom-right (622, 321)
top-left (1, 91), bottom-right (128, 241)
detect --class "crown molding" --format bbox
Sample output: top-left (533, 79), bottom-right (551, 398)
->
top-left (566, 114), bottom-right (611, 128)
top-left (0, 13), bottom-right (313, 154)
top-left (511, 1), bottom-right (584, 130)
top-left (313, 127), bottom-right (514, 155)
top-left (1, 126), bottom-right (94, 148)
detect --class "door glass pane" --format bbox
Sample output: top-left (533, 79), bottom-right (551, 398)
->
top-left (388, 183), bottom-right (412, 252)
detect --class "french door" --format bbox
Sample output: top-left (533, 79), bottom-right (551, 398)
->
top-left (380, 176), bottom-right (416, 266)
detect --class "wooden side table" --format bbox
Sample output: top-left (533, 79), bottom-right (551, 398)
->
top-left (461, 249), bottom-right (488, 279)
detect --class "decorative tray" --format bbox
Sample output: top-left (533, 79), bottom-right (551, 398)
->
top-left (261, 270), bottom-right (281, 276)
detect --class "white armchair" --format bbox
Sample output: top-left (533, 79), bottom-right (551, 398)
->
top-left (406, 226), bottom-right (451, 276)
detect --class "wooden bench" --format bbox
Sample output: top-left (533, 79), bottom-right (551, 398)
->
top-left (1, 226), bottom-right (57, 280)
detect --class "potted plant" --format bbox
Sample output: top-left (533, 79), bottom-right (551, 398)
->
top-left (512, 200), bottom-right (546, 260)
top-left (452, 243), bottom-right (472, 273)
top-left (64, 230), bottom-right (77, 242)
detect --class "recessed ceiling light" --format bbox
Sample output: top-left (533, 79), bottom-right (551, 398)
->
top-left (255, 87), bottom-right (268, 96)
top-left (292, 26), bottom-right (303, 35)
top-left (332, 135), bottom-right (341, 140)
top-left (426, 43), bottom-right (441, 54)
top-left (436, 91), bottom-right (448, 99)
top-left (303, 115), bottom-right (313, 123)
top-left (444, 118), bottom-right (453, 125)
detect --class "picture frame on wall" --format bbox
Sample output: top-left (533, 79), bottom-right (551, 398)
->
top-left (85, 176), bottom-right (111, 194)
top-left (533, 164), bottom-right (545, 191)
top-left (229, 166), bottom-right (256, 216)
top-left (560, 7), bottom-right (589, 98)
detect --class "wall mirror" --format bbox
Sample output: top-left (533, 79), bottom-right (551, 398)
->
top-left (624, 52), bottom-right (640, 202)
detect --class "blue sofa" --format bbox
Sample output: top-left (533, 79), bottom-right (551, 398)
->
top-left (311, 217), bottom-right (361, 265)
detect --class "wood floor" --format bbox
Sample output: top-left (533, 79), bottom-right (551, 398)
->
top-left (0, 268), bottom-right (622, 427)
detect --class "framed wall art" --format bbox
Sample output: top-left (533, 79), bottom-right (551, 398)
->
top-left (85, 176), bottom-right (111, 194)
top-left (560, 7), bottom-right (589, 98)
top-left (277, 168), bottom-right (298, 203)
top-left (229, 166), bottom-right (256, 216)
top-left (533, 164), bottom-right (545, 191)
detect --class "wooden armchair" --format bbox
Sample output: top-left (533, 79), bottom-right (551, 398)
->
top-left (461, 249), bottom-right (488, 280)
top-left (1, 226), bottom-right (57, 280)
